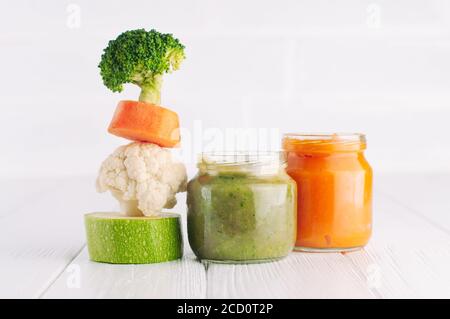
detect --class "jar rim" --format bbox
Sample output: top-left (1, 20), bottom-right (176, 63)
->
top-left (199, 151), bottom-right (285, 166)
top-left (283, 133), bottom-right (366, 153)
top-left (197, 151), bottom-right (286, 174)
top-left (283, 132), bottom-right (365, 142)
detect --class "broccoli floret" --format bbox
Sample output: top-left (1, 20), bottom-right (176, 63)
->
top-left (99, 29), bottom-right (185, 105)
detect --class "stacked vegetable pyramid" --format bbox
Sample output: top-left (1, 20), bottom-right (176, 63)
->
top-left (84, 29), bottom-right (187, 264)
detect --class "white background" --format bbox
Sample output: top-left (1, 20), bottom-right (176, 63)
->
top-left (1, 0), bottom-right (450, 178)
top-left (1, 1), bottom-right (450, 299)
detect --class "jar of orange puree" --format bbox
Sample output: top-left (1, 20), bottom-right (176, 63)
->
top-left (283, 133), bottom-right (372, 252)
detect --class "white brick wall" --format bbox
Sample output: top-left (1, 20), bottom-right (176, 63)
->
top-left (1, 0), bottom-right (449, 177)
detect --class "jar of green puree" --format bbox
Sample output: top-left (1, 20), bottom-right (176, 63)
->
top-left (187, 152), bottom-right (297, 263)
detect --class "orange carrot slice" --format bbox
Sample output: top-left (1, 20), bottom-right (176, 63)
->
top-left (108, 100), bottom-right (180, 147)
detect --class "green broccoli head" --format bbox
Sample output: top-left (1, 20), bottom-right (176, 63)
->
top-left (99, 29), bottom-right (185, 104)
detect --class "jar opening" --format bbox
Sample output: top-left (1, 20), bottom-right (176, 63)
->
top-left (198, 151), bottom-right (286, 174)
top-left (283, 133), bottom-right (366, 153)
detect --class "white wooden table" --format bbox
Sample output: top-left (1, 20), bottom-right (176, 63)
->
top-left (1, 173), bottom-right (449, 298)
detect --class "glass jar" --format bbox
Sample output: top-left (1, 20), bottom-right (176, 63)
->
top-left (283, 133), bottom-right (373, 252)
top-left (187, 152), bottom-right (297, 263)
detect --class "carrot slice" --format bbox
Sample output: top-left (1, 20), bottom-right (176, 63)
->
top-left (108, 100), bottom-right (180, 147)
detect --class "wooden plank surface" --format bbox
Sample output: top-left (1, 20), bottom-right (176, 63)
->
top-left (42, 249), bottom-right (207, 299)
top-left (377, 173), bottom-right (450, 233)
top-left (1, 174), bottom-right (450, 298)
top-left (205, 186), bottom-right (449, 298)
top-left (206, 252), bottom-right (376, 298)
top-left (345, 191), bottom-right (450, 298)
top-left (41, 192), bottom-right (208, 299)
top-left (0, 177), bottom-right (110, 298)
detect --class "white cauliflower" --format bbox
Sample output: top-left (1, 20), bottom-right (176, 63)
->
top-left (96, 142), bottom-right (187, 217)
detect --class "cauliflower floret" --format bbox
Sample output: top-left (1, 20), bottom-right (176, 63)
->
top-left (96, 142), bottom-right (187, 216)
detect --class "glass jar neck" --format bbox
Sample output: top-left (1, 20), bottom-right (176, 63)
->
top-left (283, 133), bottom-right (366, 154)
top-left (198, 152), bottom-right (286, 176)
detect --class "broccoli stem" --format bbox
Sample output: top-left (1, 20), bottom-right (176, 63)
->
top-left (138, 74), bottom-right (163, 105)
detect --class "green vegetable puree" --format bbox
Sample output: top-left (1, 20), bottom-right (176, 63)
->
top-left (187, 172), bottom-right (296, 262)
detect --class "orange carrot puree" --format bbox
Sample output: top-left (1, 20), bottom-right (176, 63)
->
top-left (283, 134), bottom-right (372, 251)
